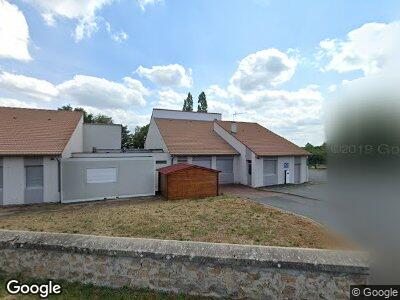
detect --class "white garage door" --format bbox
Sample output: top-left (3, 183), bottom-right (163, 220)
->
top-left (192, 156), bottom-right (212, 168)
top-left (263, 158), bottom-right (278, 186)
top-left (216, 156), bottom-right (234, 184)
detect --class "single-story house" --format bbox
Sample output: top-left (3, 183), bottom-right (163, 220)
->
top-left (145, 108), bottom-right (309, 188)
top-left (0, 107), bottom-right (155, 205)
top-left (0, 106), bottom-right (308, 206)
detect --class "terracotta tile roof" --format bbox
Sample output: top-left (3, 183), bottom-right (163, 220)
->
top-left (0, 107), bottom-right (82, 156)
top-left (216, 121), bottom-right (309, 156)
top-left (155, 118), bottom-right (238, 156)
top-left (157, 163), bottom-right (220, 175)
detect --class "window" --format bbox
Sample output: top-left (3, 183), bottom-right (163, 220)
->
top-left (264, 160), bottom-right (277, 175)
top-left (192, 156), bottom-right (212, 168)
top-left (156, 160), bottom-right (167, 164)
top-left (26, 166), bottom-right (44, 188)
top-left (0, 166), bottom-right (3, 189)
top-left (87, 168), bottom-right (117, 183)
top-left (177, 157), bottom-right (188, 163)
top-left (247, 160), bottom-right (252, 175)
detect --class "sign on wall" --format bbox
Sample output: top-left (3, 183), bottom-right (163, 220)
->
top-left (283, 162), bottom-right (289, 169)
top-left (86, 168), bottom-right (117, 184)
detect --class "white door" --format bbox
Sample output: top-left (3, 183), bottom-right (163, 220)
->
top-left (216, 156), bottom-right (234, 184)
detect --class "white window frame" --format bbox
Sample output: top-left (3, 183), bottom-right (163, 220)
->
top-left (86, 168), bottom-right (117, 184)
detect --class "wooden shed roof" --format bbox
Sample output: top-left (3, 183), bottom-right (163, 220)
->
top-left (157, 163), bottom-right (220, 175)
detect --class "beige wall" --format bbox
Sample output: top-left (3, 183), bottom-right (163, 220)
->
top-left (2, 157), bottom-right (24, 205)
top-left (1, 156), bottom-right (60, 206)
top-left (62, 117), bottom-right (84, 158)
top-left (144, 118), bottom-right (169, 152)
top-left (213, 122), bottom-right (248, 184)
top-left (83, 124), bottom-right (121, 152)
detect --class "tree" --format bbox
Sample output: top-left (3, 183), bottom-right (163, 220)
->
top-left (182, 92), bottom-right (193, 111)
top-left (92, 114), bottom-right (113, 124)
top-left (131, 124), bottom-right (149, 149)
top-left (304, 143), bottom-right (327, 168)
top-left (121, 125), bottom-right (132, 149)
top-left (58, 105), bottom-right (96, 123)
top-left (197, 91), bottom-right (208, 112)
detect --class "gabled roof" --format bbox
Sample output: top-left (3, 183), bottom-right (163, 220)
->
top-left (157, 163), bottom-right (220, 175)
top-left (0, 107), bottom-right (83, 156)
top-left (154, 118), bottom-right (238, 156)
top-left (216, 121), bottom-right (309, 156)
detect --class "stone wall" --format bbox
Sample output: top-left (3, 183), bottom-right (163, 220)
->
top-left (0, 230), bottom-right (369, 299)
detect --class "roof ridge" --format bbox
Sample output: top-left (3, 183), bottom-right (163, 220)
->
top-left (154, 118), bottom-right (215, 123)
top-left (0, 106), bottom-right (83, 114)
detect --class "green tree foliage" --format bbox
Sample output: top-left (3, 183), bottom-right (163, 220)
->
top-left (182, 92), bottom-right (193, 111)
top-left (197, 91), bottom-right (208, 112)
top-left (130, 124), bottom-right (149, 149)
top-left (58, 105), bottom-right (95, 123)
top-left (304, 142), bottom-right (327, 168)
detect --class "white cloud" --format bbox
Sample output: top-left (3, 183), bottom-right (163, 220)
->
top-left (0, 72), bottom-right (58, 101)
top-left (0, 97), bottom-right (39, 108)
top-left (156, 88), bottom-right (186, 109)
top-left (206, 84), bottom-right (230, 99)
top-left (57, 75), bottom-right (147, 108)
top-left (318, 21), bottom-right (400, 75)
top-left (0, 0), bottom-right (31, 61)
top-left (0, 71), bottom-right (149, 110)
top-left (76, 105), bottom-right (150, 128)
top-left (25, 0), bottom-right (114, 41)
top-left (122, 77), bottom-right (150, 95)
top-left (230, 48), bottom-right (297, 92)
top-left (111, 31), bottom-right (128, 42)
top-left (138, 0), bottom-right (163, 11)
top-left (136, 64), bottom-right (193, 88)
top-left (25, 0), bottom-right (162, 41)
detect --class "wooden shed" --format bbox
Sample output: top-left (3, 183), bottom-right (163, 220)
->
top-left (157, 163), bottom-right (220, 200)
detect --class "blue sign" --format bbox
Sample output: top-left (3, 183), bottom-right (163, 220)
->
top-left (283, 162), bottom-right (289, 169)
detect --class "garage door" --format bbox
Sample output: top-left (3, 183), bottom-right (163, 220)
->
top-left (192, 156), bottom-right (212, 168)
top-left (263, 158), bottom-right (278, 186)
top-left (216, 156), bottom-right (234, 184)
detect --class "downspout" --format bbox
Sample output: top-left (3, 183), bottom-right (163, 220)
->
top-left (56, 157), bottom-right (63, 203)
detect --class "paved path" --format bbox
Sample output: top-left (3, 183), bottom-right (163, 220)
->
top-left (220, 181), bottom-right (339, 229)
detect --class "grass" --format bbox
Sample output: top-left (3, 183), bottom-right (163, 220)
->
top-left (0, 274), bottom-right (209, 299)
top-left (0, 195), bottom-right (342, 249)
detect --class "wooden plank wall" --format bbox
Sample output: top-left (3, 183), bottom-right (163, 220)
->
top-left (164, 168), bottom-right (218, 200)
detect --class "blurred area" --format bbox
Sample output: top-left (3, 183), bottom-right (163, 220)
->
top-left (327, 71), bottom-right (400, 284)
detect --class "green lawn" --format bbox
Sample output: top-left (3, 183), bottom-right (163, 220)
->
top-left (0, 195), bottom-right (338, 249)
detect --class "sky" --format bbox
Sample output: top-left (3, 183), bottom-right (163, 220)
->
top-left (1, 0), bottom-right (400, 146)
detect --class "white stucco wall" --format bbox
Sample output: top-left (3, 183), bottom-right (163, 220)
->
top-left (277, 156), bottom-right (295, 184)
top-left (62, 117), bottom-right (84, 158)
top-left (61, 157), bottom-right (155, 203)
top-left (301, 156), bottom-right (308, 183)
top-left (144, 119), bottom-right (168, 152)
top-left (252, 153), bottom-right (264, 188)
top-left (213, 123), bottom-right (248, 184)
top-left (43, 157), bottom-right (60, 203)
top-left (1, 156), bottom-right (60, 205)
top-left (2, 157), bottom-right (25, 205)
top-left (83, 124), bottom-right (121, 152)
top-left (152, 109), bottom-right (221, 121)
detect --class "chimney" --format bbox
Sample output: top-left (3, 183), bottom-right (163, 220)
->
top-left (231, 122), bottom-right (237, 134)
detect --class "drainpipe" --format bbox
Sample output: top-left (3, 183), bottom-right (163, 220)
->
top-left (56, 157), bottom-right (63, 203)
